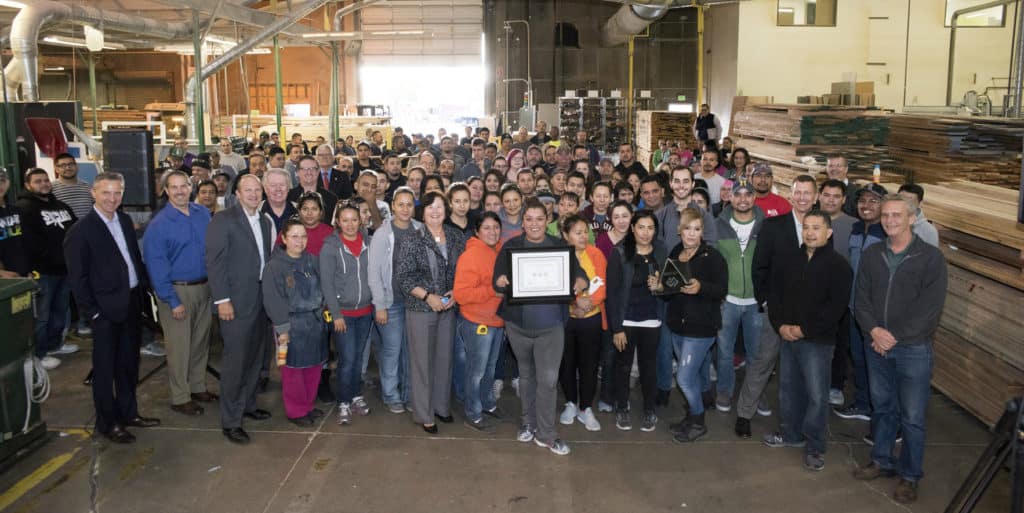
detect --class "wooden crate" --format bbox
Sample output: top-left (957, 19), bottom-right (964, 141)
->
top-left (635, 110), bottom-right (698, 153)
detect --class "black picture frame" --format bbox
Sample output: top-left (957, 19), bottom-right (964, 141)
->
top-left (506, 245), bottom-right (576, 305)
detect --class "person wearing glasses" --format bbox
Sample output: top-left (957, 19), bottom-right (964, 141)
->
top-left (288, 155), bottom-right (338, 224)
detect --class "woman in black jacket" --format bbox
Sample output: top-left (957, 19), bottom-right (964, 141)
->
top-left (659, 207), bottom-right (727, 443)
top-left (606, 209), bottom-right (667, 433)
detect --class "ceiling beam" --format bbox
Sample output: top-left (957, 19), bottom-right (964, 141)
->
top-left (147, 0), bottom-right (320, 36)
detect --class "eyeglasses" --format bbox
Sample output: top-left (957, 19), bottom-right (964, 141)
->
top-left (56, 162), bottom-right (76, 168)
top-left (299, 167), bottom-right (319, 172)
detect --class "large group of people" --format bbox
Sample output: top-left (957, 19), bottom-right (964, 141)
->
top-left (0, 119), bottom-right (948, 504)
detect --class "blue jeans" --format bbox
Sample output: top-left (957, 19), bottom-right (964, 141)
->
top-left (493, 333), bottom-right (518, 382)
top-left (34, 274), bottom-right (70, 357)
top-left (849, 309), bottom-right (872, 411)
top-left (671, 334), bottom-right (715, 416)
top-left (779, 340), bottom-right (834, 455)
top-left (657, 322), bottom-right (674, 392)
top-left (335, 314), bottom-right (373, 403)
top-left (458, 315), bottom-right (504, 422)
top-left (716, 302), bottom-right (763, 397)
top-left (374, 302), bottom-right (410, 405)
top-left (867, 342), bottom-right (933, 482)
top-left (452, 315), bottom-right (466, 403)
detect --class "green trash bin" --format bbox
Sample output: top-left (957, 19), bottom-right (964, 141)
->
top-left (0, 278), bottom-right (48, 469)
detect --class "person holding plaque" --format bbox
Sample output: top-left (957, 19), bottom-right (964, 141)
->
top-left (658, 208), bottom-right (728, 444)
top-left (493, 199), bottom-right (589, 456)
top-left (606, 210), bottom-right (668, 432)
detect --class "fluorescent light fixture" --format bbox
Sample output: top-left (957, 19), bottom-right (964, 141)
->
top-left (301, 31), bottom-right (357, 38)
top-left (0, 0), bottom-right (26, 8)
top-left (247, 48), bottom-right (271, 55)
top-left (42, 36), bottom-right (124, 50)
top-left (43, 66), bottom-right (65, 71)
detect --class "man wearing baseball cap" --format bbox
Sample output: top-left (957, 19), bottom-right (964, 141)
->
top-left (749, 163), bottom-right (791, 218)
top-left (834, 182), bottom-right (888, 424)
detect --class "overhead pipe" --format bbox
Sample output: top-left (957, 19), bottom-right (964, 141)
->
top-left (183, 0), bottom-right (332, 141)
top-left (333, 0), bottom-right (384, 32)
top-left (947, 0), bottom-right (1019, 107)
top-left (4, 0), bottom-right (199, 101)
top-left (1012, 0), bottom-right (1024, 115)
top-left (602, 3), bottom-right (670, 47)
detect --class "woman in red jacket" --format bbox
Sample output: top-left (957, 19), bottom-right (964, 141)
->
top-left (452, 212), bottom-right (505, 433)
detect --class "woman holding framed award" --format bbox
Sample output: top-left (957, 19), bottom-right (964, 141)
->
top-left (659, 208), bottom-right (728, 444)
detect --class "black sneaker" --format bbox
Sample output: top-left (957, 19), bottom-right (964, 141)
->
top-left (734, 417), bottom-right (752, 438)
top-left (672, 422), bottom-right (707, 443)
top-left (863, 432), bottom-right (903, 446)
top-left (483, 406), bottom-right (505, 420)
top-left (655, 389), bottom-right (670, 408)
top-left (833, 404), bottom-right (871, 421)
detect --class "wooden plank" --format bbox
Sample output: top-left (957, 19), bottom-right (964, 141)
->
top-left (933, 327), bottom-right (1024, 427)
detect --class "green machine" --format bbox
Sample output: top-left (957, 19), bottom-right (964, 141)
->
top-left (0, 278), bottom-right (47, 470)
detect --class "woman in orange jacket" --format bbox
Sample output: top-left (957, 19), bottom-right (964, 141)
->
top-left (558, 214), bottom-right (608, 431)
top-left (452, 211), bottom-right (505, 433)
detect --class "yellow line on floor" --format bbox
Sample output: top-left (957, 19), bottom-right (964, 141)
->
top-left (0, 448), bottom-right (80, 511)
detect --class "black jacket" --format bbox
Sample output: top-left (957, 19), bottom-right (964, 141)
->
top-left (752, 212), bottom-right (801, 309)
top-left (663, 242), bottom-right (728, 338)
top-left (855, 235), bottom-right (947, 345)
top-left (287, 185), bottom-right (338, 224)
top-left (16, 191), bottom-right (76, 275)
top-left (0, 202), bottom-right (29, 275)
top-left (64, 209), bottom-right (149, 323)
top-left (606, 241), bottom-right (668, 334)
top-left (326, 168), bottom-right (354, 200)
top-left (772, 245), bottom-right (852, 344)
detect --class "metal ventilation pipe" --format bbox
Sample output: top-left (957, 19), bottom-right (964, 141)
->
top-left (333, 0), bottom-right (384, 32)
top-left (182, 0), bottom-right (332, 140)
top-left (3, 0), bottom-right (196, 101)
top-left (602, 3), bottom-right (670, 47)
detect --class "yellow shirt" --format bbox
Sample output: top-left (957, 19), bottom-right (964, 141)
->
top-left (573, 249), bottom-right (601, 319)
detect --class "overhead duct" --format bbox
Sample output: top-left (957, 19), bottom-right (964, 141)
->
top-left (3, 0), bottom-right (198, 101)
top-left (183, 0), bottom-right (338, 140)
top-left (602, 3), bottom-right (670, 47)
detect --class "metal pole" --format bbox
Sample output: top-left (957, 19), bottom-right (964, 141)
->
top-left (273, 35), bottom-right (283, 140)
top-left (1012, 0), bottom-right (1024, 116)
top-left (330, 42), bottom-right (339, 143)
top-left (696, 4), bottom-right (704, 107)
top-left (627, 34), bottom-right (635, 144)
top-left (947, 0), bottom-right (1018, 106)
top-left (192, 9), bottom-right (206, 151)
top-left (88, 53), bottom-right (98, 137)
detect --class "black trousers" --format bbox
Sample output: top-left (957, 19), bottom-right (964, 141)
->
top-left (92, 289), bottom-right (142, 434)
top-left (219, 304), bottom-right (270, 429)
top-left (616, 325), bottom-right (660, 414)
top-left (559, 315), bottom-right (603, 410)
top-left (830, 308), bottom-right (851, 390)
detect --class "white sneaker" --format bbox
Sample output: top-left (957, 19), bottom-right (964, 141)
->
top-left (576, 407), bottom-right (602, 431)
top-left (709, 364), bottom-right (718, 382)
top-left (511, 377), bottom-right (520, 397)
top-left (140, 343), bottom-right (166, 357)
top-left (493, 379), bottom-right (504, 399)
top-left (597, 400), bottom-right (614, 413)
top-left (559, 402), bottom-right (578, 425)
top-left (829, 388), bottom-right (845, 407)
top-left (47, 343), bottom-right (79, 356)
top-left (40, 356), bottom-right (61, 370)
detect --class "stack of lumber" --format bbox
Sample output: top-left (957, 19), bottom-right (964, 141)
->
top-left (887, 115), bottom-right (1024, 189)
top-left (921, 181), bottom-right (1024, 427)
top-left (635, 111), bottom-right (697, 170)
top-left (732, 104), bottom-right (890, 146)
top-left (82, 109), bottom-right (149, 132)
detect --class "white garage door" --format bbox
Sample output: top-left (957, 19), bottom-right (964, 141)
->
top-left (360, 0), bottom-right (483, 67)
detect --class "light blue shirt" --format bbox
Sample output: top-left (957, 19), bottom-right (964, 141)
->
top-left (95, 206), bottom-right (139, 288)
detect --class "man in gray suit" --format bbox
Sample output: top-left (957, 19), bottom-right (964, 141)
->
top-left (206, 173), bottom-right (276, 444)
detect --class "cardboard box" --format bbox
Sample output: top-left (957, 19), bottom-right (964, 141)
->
top-left (830, 81), bottom-right (875, 96)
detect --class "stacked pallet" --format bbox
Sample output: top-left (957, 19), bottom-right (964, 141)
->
top-left (635, 111), bottom-right (697, 170)
top-left (82, 109), bottom-right (150, 133)
top-left (732, 104), bottom-right (890, 146)
top-left (888, 115), bottom-right (1024, 189)
top-left (921, 181), bottom-right (1024, 427)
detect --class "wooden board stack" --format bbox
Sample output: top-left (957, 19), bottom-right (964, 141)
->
top-left (919, 181), bottom-right (1024, 427)
top-left (732, 104), bottom-right (890, 146)
top-left (887, 115), bottom-right (1024, 190)
top-left (635, 111), bottom-right (697, 170)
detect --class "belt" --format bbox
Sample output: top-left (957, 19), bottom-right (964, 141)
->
top-left (172, 278), bottom-right (208, 286)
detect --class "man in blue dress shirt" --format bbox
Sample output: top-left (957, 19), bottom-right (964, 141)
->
top-left (143, 170), bottom-right (216, 417)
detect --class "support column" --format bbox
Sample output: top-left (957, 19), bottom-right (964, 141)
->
top-left (274, 35), bottom-right (283, 140)
top-left (89, 53), bottom-right (99, 137)
top-left (330, 42), bottom-right (340, 143)
top-left (192, 9), bottom-right (206, 151)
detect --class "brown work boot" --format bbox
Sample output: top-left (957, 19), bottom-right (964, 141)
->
top-left (893, 479), bottom-right (918, 504)
top-left (170, 401), bottom-right (204, 416)
top-left (853, 461), bottom-right (897, 481)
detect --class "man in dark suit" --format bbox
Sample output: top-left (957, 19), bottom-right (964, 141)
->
top-left (733, 174), bottom-right (818, 439)
top-left (288, 155), bottom-right (338, 223)
top-left (64, 173), bottom-right (160, 443)
top-left (206, 173), bottom-right (275, 445)
top-left (314, 145), bottom-right (353, 199)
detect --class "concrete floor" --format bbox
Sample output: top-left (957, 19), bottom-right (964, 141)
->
top-left (0, 333), bottom-right (1013, 513)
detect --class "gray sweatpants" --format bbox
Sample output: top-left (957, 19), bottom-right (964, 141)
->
top-left (736, 309), bottom-right (782, 420)
top-left (506, 322), bottom-right (565, 444)
top-left (405, 309), bottom-right (455, 425)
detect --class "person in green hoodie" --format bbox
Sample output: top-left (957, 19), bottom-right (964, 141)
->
top-left (711, 181), bottom-right (765, 418)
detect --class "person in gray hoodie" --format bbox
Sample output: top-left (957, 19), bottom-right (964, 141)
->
top-left (320, 203), bottom-right (375, 426)
top-left (367, 186), bottom-right (422, 413)
top-left (262, 218), bottom-right (329, 427)
top-left (897, 184), bottom-right (939, 248)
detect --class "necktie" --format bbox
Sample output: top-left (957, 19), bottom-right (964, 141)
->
top-left (322, 170), bottom-right (330, 189)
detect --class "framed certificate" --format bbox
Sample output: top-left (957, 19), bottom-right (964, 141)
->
top-left (507, 246), bottom-right (576, 305)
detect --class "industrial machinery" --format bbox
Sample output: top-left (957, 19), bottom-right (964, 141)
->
top-left (0, 278), bottom-right (48, 472)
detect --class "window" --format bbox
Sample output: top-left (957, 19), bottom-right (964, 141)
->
top-left (777, 0), bottom-right (837, 27)
top-left (946, 0), bottom-right (1006, 27)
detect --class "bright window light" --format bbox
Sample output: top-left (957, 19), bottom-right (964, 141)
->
top-left (360, 65), bottom-right (484, 135)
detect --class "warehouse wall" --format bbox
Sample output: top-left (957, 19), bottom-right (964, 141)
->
top-left (706, 3), bottom-right (740, 137)
top-left (37, 52), bottom-right (184, 109)
top-left (735, 0), bottom-right (1015, 111)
